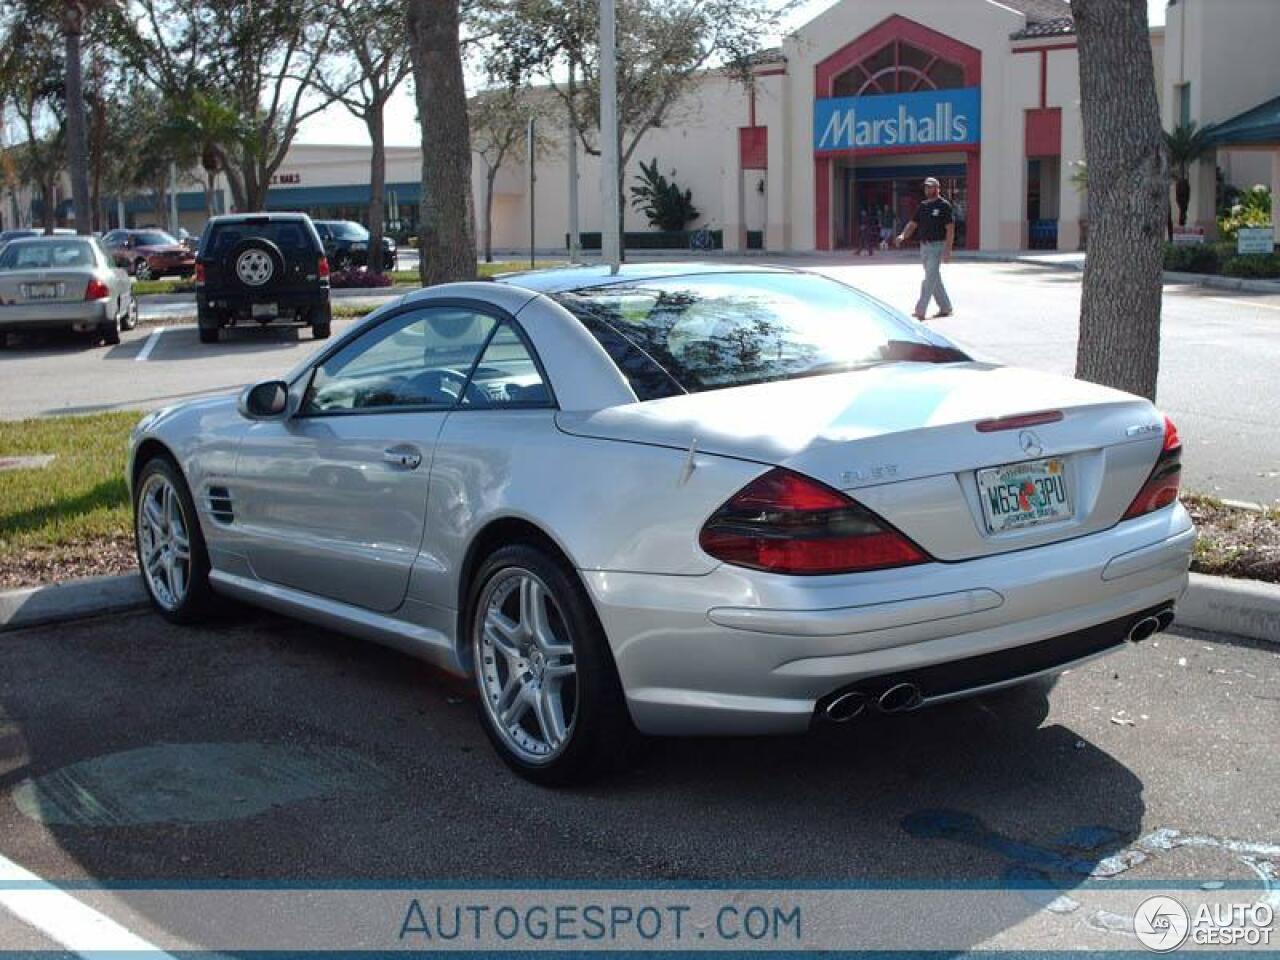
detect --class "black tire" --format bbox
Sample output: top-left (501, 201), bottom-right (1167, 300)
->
top-left (198, 325), bottom-right (219, 344)
top-left (120, 297), bottom-right (139, 331)
top-left (223, 237), bottom-right (286, 292)
top-left (467, 543), bottom-right (636, 786)
top-left (312, 319), bottom-right (331, 340)
top-left (0, 332), bottom-right (8, 348)
top-left (133, 455), bottom-right (215, 624)
top-left (99, 315), bottom-right (121, 346)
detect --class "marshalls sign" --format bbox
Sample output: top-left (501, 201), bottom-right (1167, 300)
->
top-left (814, 87), bottom-right (982, 152)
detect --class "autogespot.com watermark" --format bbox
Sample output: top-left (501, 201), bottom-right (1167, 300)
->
top-left (1135, 895), bottom-right (1275, 951)
top-left (398, 898), bottom-right (803, 946)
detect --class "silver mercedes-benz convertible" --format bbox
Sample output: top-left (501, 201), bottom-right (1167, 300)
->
top-left (127, 264), bottom-right (1193, 783)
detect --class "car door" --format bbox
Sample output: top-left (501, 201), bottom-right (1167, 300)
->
top-left (232, 301), bottom-right (505, 612)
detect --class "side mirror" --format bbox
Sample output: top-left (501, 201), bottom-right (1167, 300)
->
top-left (238, 380), bottom-right (291, 420)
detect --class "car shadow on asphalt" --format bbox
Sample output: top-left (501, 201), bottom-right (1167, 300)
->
top-left (0, 607), bottom-right (1146, 951)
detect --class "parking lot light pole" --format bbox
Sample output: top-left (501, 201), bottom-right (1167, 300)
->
top-left (599, 0), bottom-right (620, 271)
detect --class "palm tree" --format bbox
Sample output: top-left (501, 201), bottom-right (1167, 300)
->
top-left (1165, 121), bottom-right (1212, 228)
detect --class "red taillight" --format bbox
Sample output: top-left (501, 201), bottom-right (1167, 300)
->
top-left (317, 256), bottom-right (330, 278)
top-left (975, 410), bottom-right (1065, 433)
top-left (84, 278), bottom-right (109, 300)
top-left (1122, 415), bottom-right (1183, 520)
top-left (194, 262), bottom-right (206, 283)
top-left (698, 467), bottom-right (930, 575)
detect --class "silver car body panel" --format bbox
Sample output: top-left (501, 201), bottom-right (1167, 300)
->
top-left (128, 267), bottom-right (1194, 735)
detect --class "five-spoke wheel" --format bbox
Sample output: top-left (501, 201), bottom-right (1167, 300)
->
top-left (133, 457), bottom-right (213, 622)
top-left (469, 544), bottom-right (634, 784)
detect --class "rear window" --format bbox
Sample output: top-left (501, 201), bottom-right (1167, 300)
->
top-left (132, 231), bottom-right (176, 246)
top-left (204, 220), bottom-right (317, 258)
top-left (554, 273), bottom-right (969, 400)
top-left (0, 239), bottom-right (98, 270)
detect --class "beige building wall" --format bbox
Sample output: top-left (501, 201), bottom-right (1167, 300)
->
top-left (1163, 0), bottom-right (1280, 236)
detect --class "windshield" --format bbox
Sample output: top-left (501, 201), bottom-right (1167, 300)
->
top-left (0, 239), bottom-right (98, 270)
top-left (554, 272), bottom-right (969, 400)
top-left (133, 231), bottom-right (177, 246)
top-left (329, 222), bottom-right (369, 241)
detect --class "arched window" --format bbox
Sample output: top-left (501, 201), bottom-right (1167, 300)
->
top-left (831, 40), bottom-right (966, 97)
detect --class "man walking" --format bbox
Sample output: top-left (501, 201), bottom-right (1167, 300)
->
top-left (895, 177), bottom-right (954, 320)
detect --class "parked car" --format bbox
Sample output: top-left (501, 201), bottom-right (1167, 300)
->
top-left (102, 228), bottom-right (197, 281)
top-left (128, 264), bottom-right (1193, 783)
top-left (193, 212), bottom-right (332, 344)
top-left (313, 219), bottom-right (397, 271)
top-left (0, 235), bottom-right (137, 346)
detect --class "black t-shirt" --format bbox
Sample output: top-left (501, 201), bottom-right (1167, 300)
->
top-left (913, 197), bottom-right (954, 243)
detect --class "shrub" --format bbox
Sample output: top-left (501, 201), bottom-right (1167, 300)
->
top-left (1163, 242), bottom-right (1221, 274)
top-left (329, 268), bottom-right (394, 289)
top-left (1221, 253), bottom-right (1280, 279)
top-left (1218, 184), bottom-right (1272, 242)
top-left (629, 158), bottom-right (699, 231)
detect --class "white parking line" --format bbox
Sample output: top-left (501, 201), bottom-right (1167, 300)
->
top-left (134, 327), bottom-right (166, 362)
top-left (0, 852), bottom-right (174, 957)
top-left (1208, 296), bottom-right (1280, 311)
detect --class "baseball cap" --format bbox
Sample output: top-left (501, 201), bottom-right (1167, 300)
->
top-left (923, 177), bottom-right (941, 186)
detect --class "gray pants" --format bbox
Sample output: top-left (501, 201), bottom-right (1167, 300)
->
top-left (915, 241), bottom-right (952, 317)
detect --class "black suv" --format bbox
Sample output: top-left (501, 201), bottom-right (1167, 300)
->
top-left (313, 220), bottom-right (396, 271)
top-left (195, 213), bottom-right (332, 344)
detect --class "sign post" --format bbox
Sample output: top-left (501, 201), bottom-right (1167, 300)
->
top-left (599, 0), bottom-right (621, 271)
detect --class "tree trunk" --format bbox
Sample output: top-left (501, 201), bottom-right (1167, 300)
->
top-left (407, 0), bottom-right (476, 285)
top-left (1071, 0), bottom-right (1168, 402)
top-left (1174, 177), bottom-right (1190, 227)
top-left (64, 21), bottom-right (92, 236)
top-left (40, 180), bottom-right (55, 233)
top-left (367, 108), bottom-right (387, 276)
top-left (484, 165), bottom-right (497, 263)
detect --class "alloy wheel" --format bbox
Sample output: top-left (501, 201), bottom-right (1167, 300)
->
top-left (474, 568), bottom-right (579, 763)
top-left (134, 259), bottom-right (152, 281)
top-left (136, 472), bottom-right (192, 611)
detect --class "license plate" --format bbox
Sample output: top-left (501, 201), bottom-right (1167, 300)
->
top-left (977, 457), bottom-right (1072, 533)
top-left (26, 283), bottom-right (58, 300)
top-left (251, 303), bottom-right (277, 318)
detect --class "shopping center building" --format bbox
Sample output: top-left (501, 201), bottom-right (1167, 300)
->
top-left (5, 0), bottom-right (1278, 253)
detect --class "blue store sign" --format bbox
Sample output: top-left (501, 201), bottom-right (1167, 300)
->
top-left (814, 87), bottom-right (981, 152)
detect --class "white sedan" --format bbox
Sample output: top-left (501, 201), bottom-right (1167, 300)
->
top-left (127, 264), bottom-right (1193, 783)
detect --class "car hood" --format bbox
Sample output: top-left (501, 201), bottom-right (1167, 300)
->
top-left (555, 362), bottom-right (1152, 489)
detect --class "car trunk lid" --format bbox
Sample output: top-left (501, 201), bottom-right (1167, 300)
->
top-left (556, 362), bottom-right (1164, 560)
top-left (0, 269), bottom-right (93, 305)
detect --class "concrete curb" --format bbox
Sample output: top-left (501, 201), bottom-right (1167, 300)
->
top-left (956, 250), bottom-right (1280, 295)
top-left (0, 573), bottom-right (146, 633)
top-left (1, 568), bottom-right (1278, 645)
top-left (1176, 573), bottom-right (1280, 644)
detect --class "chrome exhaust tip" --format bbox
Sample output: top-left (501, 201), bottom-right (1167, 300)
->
top-left (1155, 608), bottom-right (1176, 633)
top-left (824, 690), bottom-right (869, 723)
top-left (1127, 615), bottom-right (1161, 644)
top-left (878, 682), bottom-right (923, 713)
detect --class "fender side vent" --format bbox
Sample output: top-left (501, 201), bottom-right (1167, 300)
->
top-left (207, 486), bottom-right (235, 525)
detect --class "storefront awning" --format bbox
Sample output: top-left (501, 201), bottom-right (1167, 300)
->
top-left (1203, 95), bottom-right (1280, 148)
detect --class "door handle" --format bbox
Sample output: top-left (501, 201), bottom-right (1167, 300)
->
top-left (383, 445), bottom-right (423, 470)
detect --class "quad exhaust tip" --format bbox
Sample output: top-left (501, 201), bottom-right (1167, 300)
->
top-left (878, 682), bottom-right (923, 713)
top-left (1128, 606), bottom-right (1176, 644)
top-left (824, 690), bottom-right (869, 723)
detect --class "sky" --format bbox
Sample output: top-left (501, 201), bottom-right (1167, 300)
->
top-left (295, 0), bottom-right (1170, 149)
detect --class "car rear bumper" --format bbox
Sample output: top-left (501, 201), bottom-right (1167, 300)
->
top-left (581, 504), bottom-right (1194, 736)
top-left (198, 289), bottom-right (330, 324)
top-left (0, 301), bottom-right (111, 330)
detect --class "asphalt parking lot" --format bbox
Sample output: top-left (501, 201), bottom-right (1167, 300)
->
top-left (0, 604), bottom-right (1277, 949)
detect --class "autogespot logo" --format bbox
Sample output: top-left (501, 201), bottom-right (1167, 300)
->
top-left (1135, 896), bottom-right (1191, 952)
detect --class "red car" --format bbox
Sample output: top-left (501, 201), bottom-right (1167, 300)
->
top-left (102, 228), bottom-right (196, 281)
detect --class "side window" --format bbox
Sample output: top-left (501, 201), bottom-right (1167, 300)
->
top-left (302, 306), bottom-right (497, 415)
top-left (461, 323), bottom-right (553, 408)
